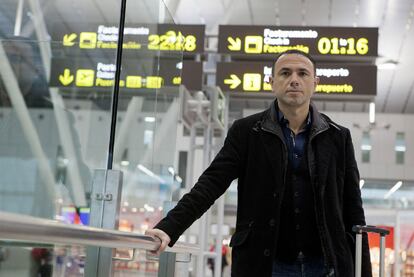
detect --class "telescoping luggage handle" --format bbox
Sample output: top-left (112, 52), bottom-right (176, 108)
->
top-left (352, 225), bottom-right (390, 277)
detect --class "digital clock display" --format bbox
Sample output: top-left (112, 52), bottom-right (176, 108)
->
top-left (317, 37), bottom-right (369, 55)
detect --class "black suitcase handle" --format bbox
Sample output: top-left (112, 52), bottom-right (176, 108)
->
top-left (352, 225), bottom-right (390, 277)
top-left (352, 225), bottom-right (390, 236)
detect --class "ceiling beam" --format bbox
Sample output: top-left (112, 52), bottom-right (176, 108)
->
top-left (163, 0), bottom-right (182, 22)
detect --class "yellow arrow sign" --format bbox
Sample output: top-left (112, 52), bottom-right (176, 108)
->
top-left (224, 74), bottom-right (241, 89)
top-left (59, 69), bottom-right (74, 86)
top-left (63, 33), bottom-right (77, 47)
top-left (227, 37), bottom-right (241, 51)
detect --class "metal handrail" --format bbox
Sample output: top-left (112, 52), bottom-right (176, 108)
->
top-left (0, 211), bottom-right (199, 255)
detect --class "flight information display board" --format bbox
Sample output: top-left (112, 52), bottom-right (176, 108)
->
top-left (50, 58), bottom-right (203, 91)
top-left (216, 62), bottom-right (376, 95)
top-left (52, 24), bottom-right (205, 54)
top-left (218, 25), bottom-right (378, 57)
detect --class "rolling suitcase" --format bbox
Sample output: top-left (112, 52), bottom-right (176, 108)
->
top-left (353, 225), bottom-right (390, 277)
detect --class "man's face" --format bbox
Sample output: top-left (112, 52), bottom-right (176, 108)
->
top-left (270, 54), bottom-right (319, 108)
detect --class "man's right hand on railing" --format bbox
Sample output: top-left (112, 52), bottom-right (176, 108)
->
top-left (145, 228), bottom-right (171, 255)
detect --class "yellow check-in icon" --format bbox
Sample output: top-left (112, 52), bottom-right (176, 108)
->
top-left (244, 36), bottom-right (263, 54)
top-left (79, 32), bottom-right (97, 49)
top-left (126, 76), bottom-right (142, 88)
top-left (243, 73), bottom-right (261, 91)
top-left (76, 69), bottom-right (95, 87)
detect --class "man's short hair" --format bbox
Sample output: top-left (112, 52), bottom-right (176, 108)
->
top-left (271, 50), bottom-right (317, 77)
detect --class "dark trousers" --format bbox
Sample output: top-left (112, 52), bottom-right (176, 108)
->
top-left (272, 252), bottom-right (326, 277)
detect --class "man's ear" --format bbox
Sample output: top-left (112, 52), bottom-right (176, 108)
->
top-left (314, 76), bottom-right (320, 89)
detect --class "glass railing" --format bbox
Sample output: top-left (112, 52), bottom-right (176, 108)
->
top-left (0, 211), bottom-right (199, 276)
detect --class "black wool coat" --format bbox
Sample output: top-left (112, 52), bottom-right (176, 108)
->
top-left (155, 102), bottom-right (372, 277)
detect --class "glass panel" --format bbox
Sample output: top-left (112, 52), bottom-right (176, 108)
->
top-left (0, 0), bottom-right (121, 274)
top-left (113, 249), bottom-right (159, 277)
top-left (0, 0), bottom-right (121, 218)
top-left (399, 212), bottom-right (414, 277)
top-left (113, 0), bottom-right (182, 243)
top-left (0, 242), bottom-right (90, 277)
top-left (0, 39), bottom-right (115, 217)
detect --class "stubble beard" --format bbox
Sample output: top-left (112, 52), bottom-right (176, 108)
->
top-left (278, 93), bottom-right (310, 108)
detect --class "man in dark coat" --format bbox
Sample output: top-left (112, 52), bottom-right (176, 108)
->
top-left (146, 50), bottom-right (372, 277)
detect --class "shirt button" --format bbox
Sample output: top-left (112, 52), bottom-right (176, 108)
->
top-left (264, 249), bottom-right (270, 256)
top-left (269, 219), bottom-right (275, 226)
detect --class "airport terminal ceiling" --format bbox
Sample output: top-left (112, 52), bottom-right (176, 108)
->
top-left (1, 0), bottom-right (414, 115)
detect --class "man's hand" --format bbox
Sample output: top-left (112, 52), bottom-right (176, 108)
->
top-left (145, 228), bottom-right (171, 255)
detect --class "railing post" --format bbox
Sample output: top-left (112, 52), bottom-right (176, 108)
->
top-left (85, 169), bottom-right (123, 277)
top-left (158, 201), bottom-right (178, 277)
top-left (158, 252), bottom-right (177, 277)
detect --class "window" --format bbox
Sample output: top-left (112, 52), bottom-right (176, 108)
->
top-left (143, 130), bottom-right (153, 147)
top-left (178, 151), bottom-right (187, 188)
top-left (361, 131), bottom-right (371, 163)
top-left (395, 132), bottom-right (406, 164)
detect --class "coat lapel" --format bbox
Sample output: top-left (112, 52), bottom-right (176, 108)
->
top-left (258, 107), bottom-right (287, 186)
top-left (308, 103), bottom-right (332, 191)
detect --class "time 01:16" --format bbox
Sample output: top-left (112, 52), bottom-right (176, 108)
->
top-left (317, 37), bottom-right (369, 55)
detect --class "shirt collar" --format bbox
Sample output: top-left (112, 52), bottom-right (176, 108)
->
top-left (276, 105), bottom-right (312, 131)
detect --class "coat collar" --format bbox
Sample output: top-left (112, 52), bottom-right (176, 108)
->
top-left (261, 100), bottom-right (330, 139)
top-left (258, 99), bottom-right (333, 191)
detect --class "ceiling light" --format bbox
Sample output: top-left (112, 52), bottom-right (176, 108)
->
top-left (359, 179), bottom-right (365, 189)
top-left (384, 181), bottom-right (403, 199)
top-left (377, 60), bottom-right (397, 70)
top-left (175, 175), bottom-right (183, 183)
top-left (395, 146), bottom-right (406, 152)
top-left (137, 164), bottom-right (154, 176)
top-left (137, 164), bottom-right (166, 184)
top-left (168, 167), bottom-right (175, 175)
top-left (144, 117), bottom-right (156, 122)
top-left (369, 102), bottom-right (375, 124)
top-left (361, 145), bottom-right (372, 151)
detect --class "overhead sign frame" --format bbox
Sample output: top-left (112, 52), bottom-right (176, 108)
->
top-left (52, 23), bottom-right (205, 54)
top-left (50, 58), bottom-right (203, 91)
top-left (216, 61), bottom-right (377, 96)
top-left (218, 25), bottom-right (378, 59)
